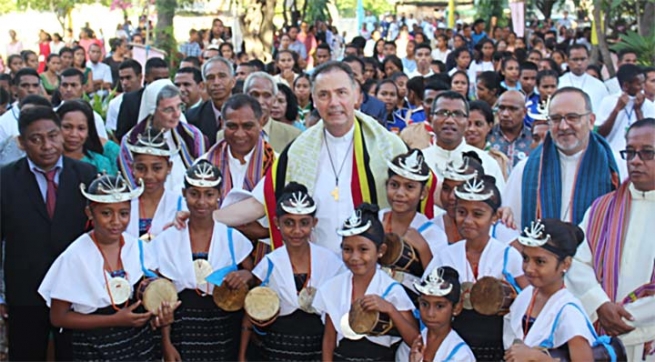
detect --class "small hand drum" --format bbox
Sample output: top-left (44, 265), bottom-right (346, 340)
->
top-left (379, 233), bottom-right (423, 277)
top-left (548, 336), bottom-right (627, 362)
top-left (348, 301), bottom-right (394, 336)
top-left (470, 276), bottom-right (517, 316)
top-left (244, 286), bottom-right (280, 327)
top-left (213, 282), bottom-right (249, 312)
top-left (137, 277), bottom-right (179, 313)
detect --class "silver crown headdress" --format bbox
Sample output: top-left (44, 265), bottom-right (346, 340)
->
top-left (336, 209), bottom-right (372, 237)
top-left (387, 150), bottom-right (430, 182)
top-left (414, 267), bottom-right (453, 297)
top-left (80, 174), bottom-right (144, 203)
top-left (453, 177), bottom-right (493, 201)
top-left (281, 192), bottom-right (317, 215)
top-left (127, 128), bottom-right (179, 157)
top-left (185, 161), bottom-right (222, 188)
top-left (442, 157), bottom-right (478, 182)
top-left (518, 219), bottom-right (552, 247)
top-left (527, 96), bottom-right (550, 122)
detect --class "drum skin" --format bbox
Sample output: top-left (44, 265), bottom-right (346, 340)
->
top-left (213, 282), bottom-right (249, 312)
top-left (244, 287), bottom-right (280, 327)
top-left (348, 301), bottom-right (394, 336)
top-left (470, 276), bottom-right (516, 316)
top-left (137, 278), bottom-right (179, 313)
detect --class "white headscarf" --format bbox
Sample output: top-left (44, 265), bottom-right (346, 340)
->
top-left (137, 78), bottom-right (189, 124)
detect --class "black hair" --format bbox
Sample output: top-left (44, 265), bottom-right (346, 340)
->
top-left (109, 37), bottom-right (125, 52)
top-left (342, 55), bottom-right (365, 75)
top-left (375, 79), bottom-right (398, 97)
top-left (119, 59), bottom-right (143, 75)
top-left (536, 219), bottom-right (585, 259)
top-left (0, 88), bottom-right (9, 106)
top-left (56, 100), bottom-right (103, 156)
top-left (177, 67), bottom-right (203, 84)
top-left (59, 67), bottom-right (84, 84)
top-left (382, 55), bottom-right (404, 74)
top-left (469, 100), bottom-right (494, 126)
top-left (455, 174), bottom-right (501, 212)
top-left (59, 47), bottom-right (73, 57)
top-left (20, 50), bottom-right (37, 64)
top-left (617, 49), bottom-right (637, 63)
top-left (145, 57), bottom-right (168, 75)
top-left (184, 159), bottom-right (222, 190)
top-left (626, 118), bottom-right (655, 137)
top-left (424, 79), bottom-right (451, 92)
top-left (519, 61), bottom-right (538, 74)
top-left (414, 42), bottom-right (432, 54)
top-left (316, 43), bottom-right (331, 54)
top-left (476, 71), bottom-right (500, 95)
top-left (383, 40), bottom-right (397, 48)
top-left (13, 68), bottom-right (40, 86)
top-left (19, 95), bottom-right (52, 109)
top-left (616, 64), bottom-right (643, 88)
top-left (386, 149), bottom-right (430, 184)
top-left (462, 151), bottom-right (484, 172)
top-left (248, 59), bottom-right (265, 72)
top-left (432, 90), bottom-right (469, 115)
top-left (501, 56), bottom-right (519, 71)
top-left (362, 79), bottom-right (378, 94)
top-left (221, 93), bottom-right (263, 120)
top-left (407, 76), bottom-right (424, 101)
top-left (540, 58), bottom-right (561, 76)
top-left (537, 69), bottom-right (560, 86)
top-left (474, 39), bottom-right (495, 63)
top-left (417, 266), bottom-right (461, 305)
top-left (275, 82), bottom-right (299, 122)
top-left (351, 36), bottom-right (367, 50)
top-left (567, 43), bottom-right (589, 57)
top-left (7, 54), bottom-right (23, 68)
top-left (390, 72), bottom-right (408, 82)
top-left (430, 60), bottom-right (446, 73)
top-left (342, 203), bottom-right (385, 248)
top-left (586, 64), bottom-right (602, 79)
top-left (276, 182), bottom-right (317, 217)
top-left (181, 56), bottom-right (201, 68)
top-left (527, 49), bottom-right (543, 62)
top-left (19, 105), bottom-right (60, 136)
top-left (233, 79), bottom-right (244, 95)
top-left (219, 42), bottom-right (234, 56)
top-left (452, 47), bottom-right (471, 62)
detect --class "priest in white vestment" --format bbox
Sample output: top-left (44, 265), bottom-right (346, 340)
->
top-left (557, 44), bottom-right (609, 113)
top-left (566, 119), bottom-right (655, 361)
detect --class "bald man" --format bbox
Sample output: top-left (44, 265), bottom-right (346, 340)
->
top-left (488, 90), bottom-right (533, 170)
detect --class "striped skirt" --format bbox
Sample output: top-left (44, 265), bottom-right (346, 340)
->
top-left (333, 338), bottom-right (398, 361)
top-left (72, 305), bottom-right (157, 361)
top-left (170, 289), bottom-right (242, 361)
top-left (259, 309), bottom-right (323, 361)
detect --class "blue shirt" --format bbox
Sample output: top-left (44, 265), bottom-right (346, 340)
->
top-left (28, 156), bottom-right (64, 202)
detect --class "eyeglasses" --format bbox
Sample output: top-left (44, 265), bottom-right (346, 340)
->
top-left (620, 149), bottom-right (655, 161)
top-left (547, 112), bottom-right (591, 125)
top-left (431, 109), bottom-right (468, 121)
top-left (158, 103), bottom-right (186, 114)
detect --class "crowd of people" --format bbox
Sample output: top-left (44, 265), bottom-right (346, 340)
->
top-left (0, 8), bottom-right (653, 362)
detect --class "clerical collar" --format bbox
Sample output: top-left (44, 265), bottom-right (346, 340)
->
top-left (557, 148), bottom-right (584, 162)
top-left (324, 123), bottom-right (355, 144)
top-left (435, 138), bottom-right (466, 157)
top-left (629, 183), bottom-right (655, 201)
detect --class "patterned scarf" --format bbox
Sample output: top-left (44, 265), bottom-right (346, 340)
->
top-left (263, 111), bottom-right (409, 249)
top-left (119, 116), bottom-right (207, 188)
top-left (586, 181), bottom-right (655, 308)
top-left (204, 136), bottom-right (275, 202)
top-left (521, 132), bottom-right (619, 229)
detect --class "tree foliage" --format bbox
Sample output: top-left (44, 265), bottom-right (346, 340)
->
top-left (611, 29), bottom-right (655, 65)
top-left (17, 0), bottom-right (112, 32)
top-left (334, 0), bottom-right (393, 19)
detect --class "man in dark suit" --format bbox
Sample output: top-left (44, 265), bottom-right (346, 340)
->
top-left (114, 57), bottom-right (170, 141)
top-left (185, 56), bottom-right (235, 145)
top-left (0, 106), bottom-right (96, 361)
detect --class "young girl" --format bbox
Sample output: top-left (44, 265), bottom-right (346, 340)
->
top-left (503, 219), bottom-right (594, 362)
top-left (379, 149), bottom-right (442, 295)
top-left (525, 70), bottom-right (559, 128)
top-left (450, 71), bottom-right (470, 100)
top-left (125, 127), bottom-right (182, 241)
top-left (500, 57), bottom-right (521, 92)
top-left (155, 160), bottom-right (254, 361)
top-left (376, 80), bottom-right (402, 133)
top-left (293, 75), bottom-right (313, 126)
top-left (239, 182), bottom-right (344, 361)
top-left (448, 48), bottom-right (471, 77)
top-left (425, 175), bottom-right (528, 361)
top-left (39, 174), bottom-right (176, 360)
top-left (397, 266), bottom-right (475, 362)
top-left (273, 50), bottom-right (299, 87)
top-left (314, 203), bottom-right (418, 361)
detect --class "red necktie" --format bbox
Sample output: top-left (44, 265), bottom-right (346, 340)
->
top-left (41, 169), bottom-right (58, 218)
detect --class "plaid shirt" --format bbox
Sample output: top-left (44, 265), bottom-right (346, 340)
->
top-left (180, 41), bottom-right (202, 57)
top-left (488, 124), bottom-right (533, 172)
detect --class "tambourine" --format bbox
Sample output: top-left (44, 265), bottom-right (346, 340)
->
top-left (136, 277), bottom-right (179, 312)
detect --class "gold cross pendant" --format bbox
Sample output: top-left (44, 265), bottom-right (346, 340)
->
top-left (331, 186), bottom-right (339, 201)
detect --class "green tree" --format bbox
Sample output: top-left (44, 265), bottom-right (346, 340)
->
top-left (18, 0), bottom-right (111, 33)
top-left (0, 0), bottom-right (16, 14)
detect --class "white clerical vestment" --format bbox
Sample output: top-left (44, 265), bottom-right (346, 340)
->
top-left (558, 72), bottom-right (609, 113)
top-left (566, 184), bottom-right (655, 361)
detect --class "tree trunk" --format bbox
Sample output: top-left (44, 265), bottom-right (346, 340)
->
top-left (239, 0), bottom-right (276, 61)
top-left (592, 0), bottom-right (615, 76)
top-left (155, 0), bottom-right (177, 57)
top-left (640, 0), bottom-right (655, 37)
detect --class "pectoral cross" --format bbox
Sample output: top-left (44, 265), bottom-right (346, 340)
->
top-left (331, 186), bottom-right (339, 201)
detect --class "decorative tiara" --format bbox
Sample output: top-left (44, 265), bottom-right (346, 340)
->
top-left (336, 210), bottom-right (372, 237)
top-left (414, 267), bottom-right (453, 297)
top-left (127, 128), bottom-right (179, 157)
top-left (185, 161), bottom-right (222, 188)
top-left (442, 158), bottom-right (477, 182)
top-left (518, 219), bottom-right (552, 247)
top-left (80, 175), bottom-right (144, 203)
top-left (280, 192), bottom-right (317, 215)
top-left (454, 177), bottom-right (493, 201)
top-left (527, 97), bottom-right (550, 121)
top-left (387, 150), bottom-right (430, 182)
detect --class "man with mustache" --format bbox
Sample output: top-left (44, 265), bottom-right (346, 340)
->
top-left (503, 87), bottom-right (620, 229)
top-left (566, 118), bottom-right (655, 362)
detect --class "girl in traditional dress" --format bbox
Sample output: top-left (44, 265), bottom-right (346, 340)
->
top-left (125, 127), bottom-right (183, 241)
top-left (396, 266), bottom-right (475, 362)
top-left (314, 203), bottom-right (418, 361)
top-left (425, 175), bottom-right (529, 361)
top-left (39, 174), bottom-right (177, 361)
top-left (379, 149), bottom-right (442, 299)
top-left (155, 160), bottom-right (254, 361)
top-left (239, 182), bottom-right (344, 361)
top-left (503, 219), bottom-right (594, 361)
